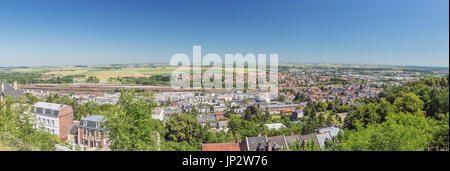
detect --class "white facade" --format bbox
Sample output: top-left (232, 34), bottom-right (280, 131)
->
top-left (33, 102), bottom-right (63, 136)
top-left (151, 107), bottom-right (165, 121)
top-left (265, 123), bottom-right (286, 130)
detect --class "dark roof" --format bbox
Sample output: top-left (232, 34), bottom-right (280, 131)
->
top-left (79, 115), bottom-right (107, 131)
top-left (69, 125), bottom-right (78, 134)
top-left (285, 134), bottom-right (302, 146)
top-left (1, 81), bottom-right (26, 101)
top-left (0, 81), bottom-right (14, 92)
top-left (246, 136), bottom-right (268, 151)
top-left (300, 134), bottom-right (316, 145)
top-left (268, 135), bottom-right (288, 151)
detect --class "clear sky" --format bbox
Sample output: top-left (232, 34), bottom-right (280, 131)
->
top-left (0, 0), bottom-right (448, 67)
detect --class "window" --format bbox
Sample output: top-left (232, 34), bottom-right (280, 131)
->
top-left (36, 108), bottom-right (43, 114)
top-left (83, 128), bottom-right (87, 135)
top-left (52, 120), bottom-right (55, 126)
top-left (95, 131), bottom-right (99, 137)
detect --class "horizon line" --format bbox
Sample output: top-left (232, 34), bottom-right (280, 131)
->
top-left (1, 62), bottom-right (449, 69)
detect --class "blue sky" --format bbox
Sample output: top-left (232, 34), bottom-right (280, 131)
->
top-left (0, 0), bottom-right (448, 67)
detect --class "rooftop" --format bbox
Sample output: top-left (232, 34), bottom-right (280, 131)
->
top-left (34, 102), bottom-right (66, 110)
top-left (82, 115), bottom-right (107, 122)
top-left (201, 143), bottom-right (240, 151)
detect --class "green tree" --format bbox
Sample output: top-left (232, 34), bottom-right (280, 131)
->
top-left (394, 92), bottom-right (425, 116)
top-left (104, 90), bottom-right (164, 151)
top-left (337, 113), bottom-right (433, 151)
top-left (165, 114), bottom-right (203, 148)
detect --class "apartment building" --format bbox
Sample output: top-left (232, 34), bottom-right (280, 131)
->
top-left (78, 115), bottom-right (107, 148)
top-left (33, 102), bottom-right (74, 141)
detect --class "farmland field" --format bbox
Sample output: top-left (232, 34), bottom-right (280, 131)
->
top-left (7, 65), bottom-right (178, 80)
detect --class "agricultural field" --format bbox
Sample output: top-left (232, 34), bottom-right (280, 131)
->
top-left (6, 65), bottom-right (177, 79)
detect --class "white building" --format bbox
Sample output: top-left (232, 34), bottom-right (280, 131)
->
top-left (264, 123), bottom-right (286, 130)
top-left (33, 102), bottom-right (74, 141)
top-left (152, 107), bottom-right (165, 121)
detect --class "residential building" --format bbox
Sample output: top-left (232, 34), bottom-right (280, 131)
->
top-left (0, 81), bottom-right (26, 102)
top-left (33, 102), bottom-right (74, 141)
top-left (291, 110), bottom-right (304, 121)
top-left (240, 136), bottom-right (269, 151)
top-left (78, 115), bottom-right (108, 148)
top-left (266, 103), bottom-right (300, 114)
top-left (265, 123), bottom-right (286, 130)
top-left (201, 139), bottom-right (241, 151)
top-left (210, 121), bottom-right (229, 133)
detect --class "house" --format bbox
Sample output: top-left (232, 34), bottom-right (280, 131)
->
top-left (201, 139), bottom-right (241, 151)
top-left (230, 100), bottom-right (244, 108)
top-left (241, 134), bottom-right (298, 151)
top-left (267, 135), bottom-right (289, 151)
top-left (233, 107), bottom-right (246, 114)
top-left (199, 106), bottom-right (211, 114)
top-left (213, 105), bottom-right (227, 113)
top-left (33, 102), bottom-right (74, 141)
top-left (210, 120), bottom-right (229, 133)
top-left (240, 136), bottom-right (269, 151)
top-left (215, 111), bottom-right (225, 120)
top-left (291, 110), bottom-right (304, 121)
top-left (68, 121), bottom-right (80, 145)
top-left (152, 107), bottom-right (165, 121)
top-left (318, 127), bottom-right (341, 138)
top-left (182, 105), bottom-right (193, 113)
top-left (299, 133), bottom-right (316, 146)
top-left (164, 107), bottom-right (181, 115)
top-left (265, 123), bottom-right (286, 130)
top-left (198, 115), bottom-right (216, 127)
top-left (255, 93), bottom-right (270, 103)
top-left (266, 104), bottom-right (300, 114)
top-left (315, 131), bottom-right (333, 148)
top-left (285, 134), bottom-right (302, 147)
top-left (78, 115), bottom-right (108, 149)
top-left (0, 81), bottom-right (26, 102)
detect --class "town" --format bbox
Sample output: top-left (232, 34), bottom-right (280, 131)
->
top-left (1, 64), bottom-right (448, 151)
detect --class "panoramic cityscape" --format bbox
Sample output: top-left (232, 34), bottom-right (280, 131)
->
top-left (0, 0), bottom-right (448, 159)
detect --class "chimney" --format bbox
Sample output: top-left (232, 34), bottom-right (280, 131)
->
top-left (236, 137), bottom-right (240, 144)
top-left (268, 141), bottom-right (272, 151)
top-left (13, 81), bottom-right (18, 90)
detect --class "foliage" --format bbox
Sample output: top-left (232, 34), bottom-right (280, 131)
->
top-left (337, 113), bottom-right (435, 151)
top-left (287, 138), bottom-right (323, 151)
top-left (104, 90), bottom-right (164, 151)
top-left (165, 114), bottom-right (204, 149)
top-left (0, 97), bottom-right (57, 151)
top-left (242, 105), bottom-right (265, 122)
top-left (111, 75), bottom-right (170, 85)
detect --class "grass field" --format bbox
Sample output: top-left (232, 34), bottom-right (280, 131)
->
top-left (9, 65), bottom-right (178, 80)
top-left (7, 64), bottom-right (445, 81)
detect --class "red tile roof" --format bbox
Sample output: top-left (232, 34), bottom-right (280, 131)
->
top-left (201, 143), bottom-right (241, 151)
